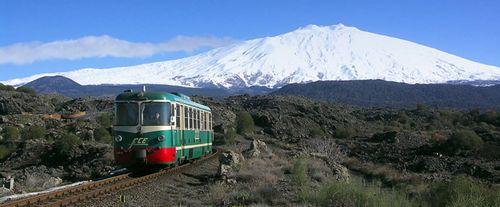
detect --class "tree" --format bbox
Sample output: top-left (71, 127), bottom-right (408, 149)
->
top-left (55, 133), bottom-right (81, 157)
top-left (2, 126), bottom-right (20, 141)
top-left (15, 86), bottom-right (36, 95)
top-left (236, 111), bottom-right (254, 135)
top-left (21, 126), bottom-right (45, 140)
top-left (446, 130), bottom-right (483, 153)
top-left (97, 113), bottom-right (113, 128)
top-left (94, 127), bottom-right (112, 144)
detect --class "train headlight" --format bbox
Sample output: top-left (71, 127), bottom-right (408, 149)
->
top-left (157, 135), bottom-right (165, 142)
top-left (114, 135), bottom-right (123, 142)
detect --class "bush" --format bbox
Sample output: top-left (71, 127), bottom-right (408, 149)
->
top-left (428, 176), bottom-right (500, 207)
top-left (446, 130), bottom-right (484, 153)
top-left (292, 157), bottom-right (308, 188)
top-left (97, 113), bottom-right (113, 128)
top-left (55, 133), bottom-right (81, 156)
top-left (305, 178), bottom-right (415, 207)
top-left (310, 126), bottom-right (326, 138)
top-left (236, 111), bottom-right (254, 135)
top-left (334, 126), bottom-right (353, 139)
top-left (94, 127), bottom-right (112, 143)
top-left (0, 145), bottom-right (14, 160)
top-left (15, 86), bottom-right (36, 95)
top-left (2, 126), bottom-right (20, 141)
top-left (0, 83), bottom-right (15, 91)
top-left (21, 126), bottom-right (45, 140)
top-left (225, 127), bottom-right (237, 145)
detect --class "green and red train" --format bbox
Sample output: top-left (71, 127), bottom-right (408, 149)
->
top-left (112, 90), bottom-right (213, 167)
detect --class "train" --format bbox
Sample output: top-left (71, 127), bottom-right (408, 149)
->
top-left (112, 89), bottom-right (213, 168)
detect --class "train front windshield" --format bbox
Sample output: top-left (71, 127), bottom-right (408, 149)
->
top-left (141, 102), bottom-right (171, 126)
top-left (115, 102), bottom-right (139, 126)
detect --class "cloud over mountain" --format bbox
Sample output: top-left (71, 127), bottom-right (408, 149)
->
top-left (0, 35), bottom-right (236, 65)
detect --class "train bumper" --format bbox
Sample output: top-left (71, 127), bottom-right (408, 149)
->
top-left (114, 147), bottom-right (176, 165)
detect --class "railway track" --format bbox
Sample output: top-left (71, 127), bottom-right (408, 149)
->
top-left (0, 148), bottom-right (220, 207)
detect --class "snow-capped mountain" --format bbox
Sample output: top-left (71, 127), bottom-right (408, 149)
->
top-left (3, 24), bottom-right (500, 88)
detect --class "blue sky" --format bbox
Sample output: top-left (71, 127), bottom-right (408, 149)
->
top-left (1, 0), bottom-right (499, 81)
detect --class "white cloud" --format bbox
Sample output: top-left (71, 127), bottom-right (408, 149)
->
top-left (0, 35), bottom-right (236, 65)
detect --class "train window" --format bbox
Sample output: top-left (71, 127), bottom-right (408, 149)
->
top-left (201, 112), bottom-right (205, 130)
top-left (184, 106), bottom-right (188, 129)
top-left (194, 109), bottom-right (198, 129)
top-left (141, 102), bottom-right (170, 126)
top-left (115, 102), bottom-right (139, 126)
top-left (209, 113), bottom-right (212, 130)
top-left (189, 108), bottom-right (193, 129)
top-left (198, 110), bottom-right (201, 130)
top-left (205, 112), bottom-right (208, 130)
top-left (197, 110), bottom-right (200, 130)
top-left (176, 104), bottom-right (181, 128)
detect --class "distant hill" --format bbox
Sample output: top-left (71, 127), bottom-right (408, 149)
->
top-left (272, 80), bottom-right (500, 110)
top-left (24, 76), bottom-right (273, 98)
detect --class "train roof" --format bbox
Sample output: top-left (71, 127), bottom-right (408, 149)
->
top-left (115, 91), bottom-right (211, 111)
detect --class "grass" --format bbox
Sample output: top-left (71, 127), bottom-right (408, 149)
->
top-left (305, 178), bottom-right (416, 207)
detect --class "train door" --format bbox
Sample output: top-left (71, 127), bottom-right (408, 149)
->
top-left (173, 104), bottom-right (181, 156)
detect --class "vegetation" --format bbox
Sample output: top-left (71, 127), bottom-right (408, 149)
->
top-left (236, 111), bottom-right (254, 135)
top-left (0, 83), bottom-right (15, 91)
top-left (334, 126), bottom-right (353, 139)
top-left (97, 113), bottom-right (113, 128)
top-left (0, 145), bottom-right (14, 160)
top-left (427, 176), bottom-right (500, 207)
top-left (291, 157), bottom-right (308, 188)
top-left (305, 178), bottom-right (415, 207)
top-left (225, 126), bottom-right (237, 144)
top-left (310, 126), bottom-right (326, 138)
top-left (54, 133), bottom-right (81, 157)
top-left (445, 130), bottom-right (484, 153)
top-left (21, 126), bottom-right (46, 140)
top-left (94, 127), bottom-right (112, 143)
top-left (15, 86), bottom-right (37, 95)
top-left (2, 126), bottom-right (20, 141)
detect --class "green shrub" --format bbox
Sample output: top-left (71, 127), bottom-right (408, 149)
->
top-left (292, 157), bottom-right (308, 187)
top-left (94, 127), bottom-right (112, 143)
top-left (428, 176), bottom-right (500, 207)
top-left (225, 127), bottom-right (237, 145)
top-left (97, 113), bottom-right (113, 128)
top-left (55, 133), bottom-right (81, 156)
top-left (310, 126), bottom-right (326, 138)
top-left (236, 111), bottom-right (254, 135)
top-left (306, 178), bottom-right (415, 207)
top-left (0, 83), bottom-right (15, 91)
top-left (334, 126), bottom-right (353, 139)
top-left (15, 86), bottom-right (36, 95)
top-left (21, 126), bottom-right (45, 140)
top-left (446, 130), bottom-right (484, 153)
top-left (0, 145), bottom-right (14, 160)
top-left (2, 126), bottom-right (20, 141)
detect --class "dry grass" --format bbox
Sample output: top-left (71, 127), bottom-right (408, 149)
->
top-left (208, 154), bottom-right (290, 206)
top-left (343, 157), bottom-right (421, 185)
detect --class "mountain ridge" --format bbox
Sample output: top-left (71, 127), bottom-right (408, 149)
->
top-left (3, 24), bottom-right (500, 88)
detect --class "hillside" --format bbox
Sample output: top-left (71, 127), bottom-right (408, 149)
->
top-left (273, 80), bottom-right (500, 110)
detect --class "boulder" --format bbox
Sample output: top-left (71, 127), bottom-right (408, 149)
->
top-left (218, 150), bottom-right (244, 184)
top-left (244, 139), bottom-right (273, 159)
top-left (331, 162), bottom-right (350, 182)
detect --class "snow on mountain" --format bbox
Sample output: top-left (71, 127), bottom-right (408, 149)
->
top-left (3, 24), bottom-right (500, 88)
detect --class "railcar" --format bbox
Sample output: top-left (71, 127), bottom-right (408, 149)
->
top-left (112, 90), bottom-right (213, 167)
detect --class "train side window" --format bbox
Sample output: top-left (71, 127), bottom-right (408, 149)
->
top-left (189, 107), bottom-right (193, 129)
top-left (209, 113), bottom-right (212, 130)
top-left (201, 111), bottom-right (205, 130)
top-left (184, 106), bottom-right (188, 129)
top-left (195, 109), bottom-right (199, 130)
top-left (204, 112), bottom-right (207, 130)
top-left (175, 104), bottom-right (180, 128)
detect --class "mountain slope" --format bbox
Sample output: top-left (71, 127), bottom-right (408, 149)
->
top-left (273, 80), bottom-right (500, 109)
top-left (23, 76), bottom-right (273, 98)
top-left (3, 24), bottom-right (500, 88)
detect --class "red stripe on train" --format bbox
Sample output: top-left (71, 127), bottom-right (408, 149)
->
top-left (114, 147), bottom-right (176, 164)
